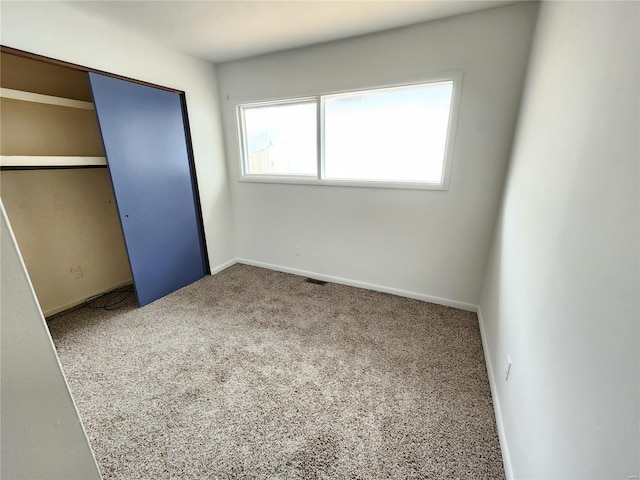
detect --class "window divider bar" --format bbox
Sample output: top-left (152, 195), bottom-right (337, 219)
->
top-left (317, 96), bottom-right (324, 180)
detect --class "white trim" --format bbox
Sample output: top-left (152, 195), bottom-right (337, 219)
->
top-left (208, 258), bottom-right (238, 275)
top-left (317, 95), bottom-right (325, 180)
top-left (439, 70), bottom-right (463, 190)
top-left (236, 103), bottom-right (249, 177)
top-left (1, 156), bottom-right (107, 167)
top-left (477, 307), bottom-right (514, 479)
top-left (238, 175), bottom-right (447, 191)
top-left (42, 278), bottom-right (133, 318)
top-left (236, 95), bottom-right (318, 110)
top-left (48, 260), bottom-right (239, 317)
top-left (45, 258), bottom-right (239, 317)
top-left (0, 87), bottom-right (94, 110)
top-left (235, 258), bottom-right (477, 312)
top-left (237, 98), bottom-right (319, 178)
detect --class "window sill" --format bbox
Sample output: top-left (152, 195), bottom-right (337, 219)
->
top-left (238, 175), bottom-right (448, 191)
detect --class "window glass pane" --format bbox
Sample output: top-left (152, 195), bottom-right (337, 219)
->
top-left (242, 101), bottom-right (317, 176)
top-left (323, 82), bottom-right (453, 183)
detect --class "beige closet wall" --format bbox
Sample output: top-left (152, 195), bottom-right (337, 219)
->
top-left (0, 52), bottom-right (132, 316)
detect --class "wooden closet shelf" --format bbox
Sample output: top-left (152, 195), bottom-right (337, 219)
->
top-left (0, 88), bottom-right (94, 110)
top-left (1, 156), bottom-right (107, 167)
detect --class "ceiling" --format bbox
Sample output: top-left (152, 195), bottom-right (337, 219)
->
top-left (64, 0), bottom-right (520, 63)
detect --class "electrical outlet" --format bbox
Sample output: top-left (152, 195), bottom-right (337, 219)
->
top-left (295, 245), bottom-right (302, 256)
top-left (505, 355), bottom-right (512, 381)
top-left (70, 266), bottom-right (83, 279)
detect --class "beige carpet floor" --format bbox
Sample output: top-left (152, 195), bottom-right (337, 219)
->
top-left (48, 264), bottom-right (505, 479)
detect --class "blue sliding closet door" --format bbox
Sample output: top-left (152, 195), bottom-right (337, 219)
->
top-left (89, 73), bottom-right (207, 307)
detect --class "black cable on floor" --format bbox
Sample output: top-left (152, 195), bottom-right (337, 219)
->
top-left (85, 284), bottom-right (136, 310)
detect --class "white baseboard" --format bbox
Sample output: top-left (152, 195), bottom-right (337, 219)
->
top-left (234, 258), bottom-right (478, 312)
top-left (45, 260), bottom-right (237, 317)
top-left (209, 258), bottom-right (238, 275)
top-left (43, 278), bottom-right (133, 317)
top-left (477, 307), bottom-right (513, 479)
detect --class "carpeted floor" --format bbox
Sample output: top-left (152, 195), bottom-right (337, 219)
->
top-left (48, 264), bottom-right (505, 479)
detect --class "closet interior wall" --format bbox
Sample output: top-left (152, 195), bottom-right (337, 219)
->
top-left (0, 51), bottom-right (133, 317)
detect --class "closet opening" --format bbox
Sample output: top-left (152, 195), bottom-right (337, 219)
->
top-left (1, 51), bottom-right (134, 317)
top-left (1, 48), bottom-right (209, 317)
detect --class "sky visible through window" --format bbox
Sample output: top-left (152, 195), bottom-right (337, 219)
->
top-left (324, 82), bottom-right (453, 182)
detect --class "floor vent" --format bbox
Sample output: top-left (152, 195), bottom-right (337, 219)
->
top-left (305, 278), bottom-right (327, 285)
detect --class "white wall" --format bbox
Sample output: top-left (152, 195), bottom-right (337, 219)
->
top-left (479, 2), bottom-right (639, 478)
top-left (217, 2), bottom-right (539, 309)
top-left (1, 201), bottom-right (101, 479)
top-left (0, 0), bottom-right (235, 272)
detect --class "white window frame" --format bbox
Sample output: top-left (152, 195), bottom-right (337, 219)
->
top-left (237, 96), bottom-right (319, 179)
top-left (235, 71), bottom-right (463, 190)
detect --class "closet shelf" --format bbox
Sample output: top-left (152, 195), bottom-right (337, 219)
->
top-left (1, 156), bottom-right (107, 167)
top-left (0, 87), bottom-right (94, 110)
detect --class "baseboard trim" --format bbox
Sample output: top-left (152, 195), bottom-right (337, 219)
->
top-left (477, 307), bottom-right (514, 479)
top-left (209, 258), bottom-right (238, 276)
top-left (43, 278), bottom-right (133, 318)
top-left (235, 258), bottom-right (478, 312)
top-left (45, 260), bottom-right (237, 318)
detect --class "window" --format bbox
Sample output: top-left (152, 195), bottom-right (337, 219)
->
top-left (240, 99), bottom-right (317, 176)
top-left (237, 74), bottom-right (461, 189)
